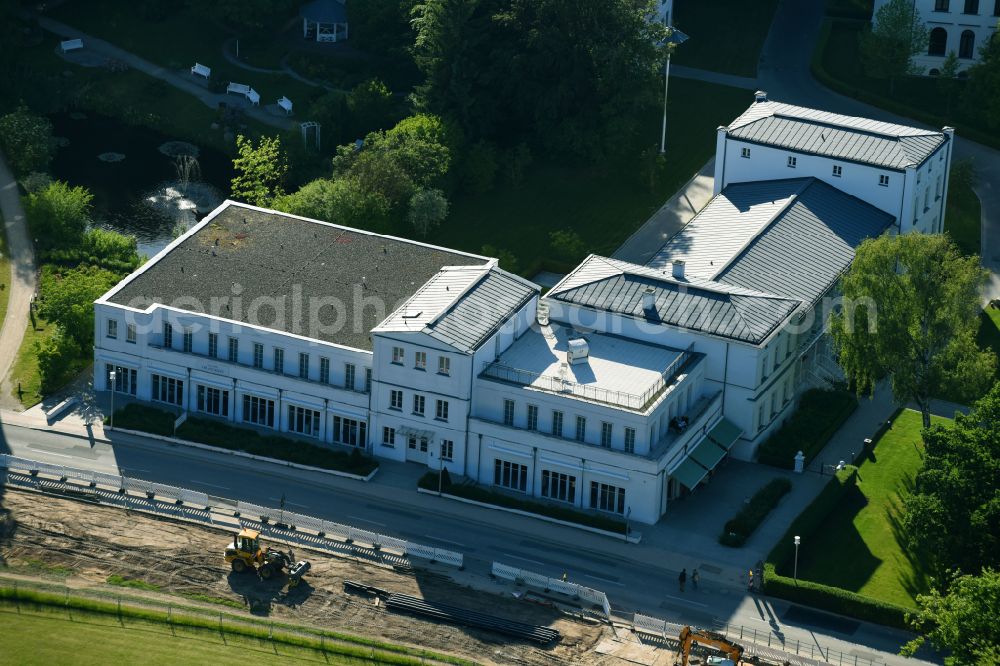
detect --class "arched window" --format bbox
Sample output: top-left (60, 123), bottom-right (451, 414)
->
top-left (929, 27), bottom-right (948, 55)
top-left (964, 0), bottom-right (979, 13)
top-left (960, 30), bottom-right (975, 58)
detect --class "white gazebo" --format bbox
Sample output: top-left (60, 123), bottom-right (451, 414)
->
top-left (300, 0), bottom-right (348, 43)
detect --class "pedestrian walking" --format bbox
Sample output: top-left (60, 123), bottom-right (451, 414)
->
top-left (561, 572), bottom-right (568, 583)
top-left (678, 568), bottom-right (687, 592)
top-left (691, 569), bottom-right (700, 590)
top-left (747, 568), bottom-right (755, 592)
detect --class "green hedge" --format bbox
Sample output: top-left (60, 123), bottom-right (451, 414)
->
top-left (763, 564), bottom-right (911, 629)
top-left (719, 477), bottom-right (792, 547)
top-left (418, 471), bottom-right (626, 534)
top-left (110, 405), bottom-right (378, 476)
top-left (768, 467), bottom-right (857, 569)
top-left (757, 389), bottom-right (858, 469)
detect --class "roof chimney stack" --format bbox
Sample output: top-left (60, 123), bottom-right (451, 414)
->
top-left (754, 90), bottom-right (768, 103)
top-left (672, 259), bottom-right (686, 280)
top-left (642, 287), bottom-right (656, 311)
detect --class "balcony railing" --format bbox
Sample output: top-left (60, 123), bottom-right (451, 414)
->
top-left (480, 352), bottom-right (688, 412)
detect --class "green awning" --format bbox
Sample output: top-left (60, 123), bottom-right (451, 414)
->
top-left (671, 457), bottom-right (709, 490)
top-left (691, 437), bottom-right (727, 469)
top-left (707, 418), bottom-right (742, 451)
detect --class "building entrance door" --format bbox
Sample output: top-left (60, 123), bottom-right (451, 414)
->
top-left (405, 435), bottom-right (429, 463)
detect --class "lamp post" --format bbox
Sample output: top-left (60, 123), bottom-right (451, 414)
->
top-left (794, 535), bottom-right (801, 581)
top-left (108, 369), bottom-right (116, 431)
top-left (659, 26), bottom-right (690, 154)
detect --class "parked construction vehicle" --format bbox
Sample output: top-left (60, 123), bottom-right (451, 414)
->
top-left (678, 626), bottom-right (745, 666)
top-left (224, 528), bottom-right (311, 586)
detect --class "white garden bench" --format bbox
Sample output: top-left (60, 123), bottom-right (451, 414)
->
top-left (60, 38), bottom-right (83, 53)
top-left (190, 62), bottom-right (211, 79)
top-left (226, 82), bottom-right (260, 105)
top-left (277, 96), bottom-right (293, 115)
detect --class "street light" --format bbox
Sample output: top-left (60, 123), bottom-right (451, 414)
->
top-left (794, 535), bottom-right (801, 581)
top-left (659, 26), bottom-right (690, 154)
top-left (108, 369), bottom-right (116, 431)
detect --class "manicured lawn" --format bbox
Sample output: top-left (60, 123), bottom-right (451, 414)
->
top-left (436, 78), bottom-right (753, 273)
top-left (670, 0), bottom-right (780, 77)
top-left (0, 608), bottom-right (386, 665)
top-left (945, 168), bottom-right (982, 256)
top-left (7, 316), bottom-right (67, 408)
top-left (794, 409), bottom-right (946, 608)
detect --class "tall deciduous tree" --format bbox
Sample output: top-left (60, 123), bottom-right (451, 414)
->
top-left (0, 106), bottom-right (54, 176)
top-left (23, 181), bottom-right (92, 254)
top-left (964, 20), bottom-right (1000, 130)
top-left (859, 0), bottom-right (928, 94)
top-left (830, 233), bottom-right (995, 428)
top-left (408, 188), bottom-right (449, 237)
top-left (231, 135), bottom-right (288, 207)
top-left (902, 383), bottom-right (1000, 579)
top-left (903, 568), bottom-right (1000, 665)
top-left (36, 265), bottom-right (119, 347)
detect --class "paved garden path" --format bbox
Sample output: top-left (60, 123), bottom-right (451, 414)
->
top-left (35, 15), bottom-right (296, 132)
top-left (0, 152), bottom-right (39, 411)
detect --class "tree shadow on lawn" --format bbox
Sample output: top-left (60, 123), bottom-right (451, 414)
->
top-left (886, 494), bottom-right (932, 602)
top-left (793, 484), bottom-right (882, 592)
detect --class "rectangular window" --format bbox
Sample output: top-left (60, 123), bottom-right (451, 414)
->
top-left (413, 394), bottom-right (425, 416)
top-left (299, 353), bottom-right (309, 379)
top-left (832, 164), bottom-right (842, 177)
top-left (253, 343), bottom-right (264, 369)
top-left (107, 319), bottom-right (118, 339)
top-left (526, 404), bottom-right (538, 431)
top-left (414, 351), bottom-right (426, 370)
top-left (590, 481), bottom-right (626, 514)
top-left (624, 427), bottom-right (636, 454)
top-left (935, 0), bottom-right (949, 10)
top-left (365, 368), bottom-right (372, 393)
top-left (552, 410), bottom-right (564, 437)
top-left (408, 436), bottom-right (428, 452)
top-left (995, 0), bottom-right (1000, 15)
top-left (273, 348), bottom-right (284, 374)
top-left (575, 416), bottom-right (586, 442)
top-left (332, 415), bottom-right (367, 447)
top-left (493, 459), bottom-right (528, 492)
top-left (441, 439), bottom-right (453, 461)
top-left (390, 389), bottom-right (403, 410)
top-left (288, 405), bottom-right (321, 438)
top-left (242, 394), bottom-right (275, 427)
top-left (879, 174), bottom-right (890, 187)
top-left (126, 323), bottom-right (136, 344)
top-left (392, 346), bottom-right (404, 364)
top-left (319, 357), bottom-right (330, 384)
top-left (436, 399), bottom-right (449, 421)
top-left (503, 399), bottom-right (515, 426)
top-left (207, 332), bottom-right (217, 357)
top-left (344, 362), bottom-right (355, 389)
top-left (182, 329), bottom-right (193, 353)
top-left (151, 373), bottom-right (183, 406)
top-left (163, 322), bottom-right (173, 348)
top-left (740, 147), bottom-right (750, 158)
top-left (228, 337), bottom-right (239, 363)
top-left (438, 356), bottom-right (450, 375)
top-left (541, 470), bottom-right (576, 503)
top-left (382, 426), bottom-right (395, 447)
top-left (787, 155), bottom-right (797, 168)
top-left (758, 403), bottom-right (767, 432)
top-left (196, 385), bottom-right (229, 417)
top-left (105, 364), bottom-right (137, 396)
top-left (761, 355), bottom-right (769, 383)
top-left (600, 422), bottom-right (612, 448)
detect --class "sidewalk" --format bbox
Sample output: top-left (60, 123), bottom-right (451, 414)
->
top-left (0, 152), bottom-right (38, 411)
top-left (613, 159), bottom-right (715, 265)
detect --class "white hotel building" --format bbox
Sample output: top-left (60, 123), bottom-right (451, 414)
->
top-left (94, 94), bottom-right (953, 525)
top-left (873, 0), bottom-right (999, 73)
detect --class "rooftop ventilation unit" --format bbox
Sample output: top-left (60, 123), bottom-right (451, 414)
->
top-left (642, 287), bottom-right (656, 311)
top-left (537, 301), bottom-right (550, 326)
top-left (567, 338), bottom-right (589, 365)
top-left (672, 259), bottom-right (686, 280)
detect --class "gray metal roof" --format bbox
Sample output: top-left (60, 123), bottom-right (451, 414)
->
top-left (106, 202), bottom-right (488, 350)
top-left (715, 179), bottom-right (895, 305)
top-left (547, 256), bottom-right (800, 345)
top-left (727, 99), bottom-right (947, 170)
top-left (376, 265), bottom-right (538, 352)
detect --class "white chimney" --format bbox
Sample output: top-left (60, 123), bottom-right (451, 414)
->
top-left (754, 90), bottom-right (768, 103)
top-left (672, 259), bottom-right (686, 280)
top-left (642, 287), bottom-right (656, 311)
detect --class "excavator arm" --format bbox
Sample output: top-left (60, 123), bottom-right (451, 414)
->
top-left (678, 626), bottom-right (744, 666)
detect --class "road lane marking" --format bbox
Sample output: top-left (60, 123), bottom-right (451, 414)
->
top-left (582, 573), bottom-right (625, 587)
top-left (25, 450), bottom-right (75, 459)
top-left (268, 497), bottom-right (309, 509)
top-left (347, 515), bottom-right (386, 528)
top-left (423, 535), bottom-right (467, 548)
top-left (501, 553), bottom-right (549, 568)
top-left (661, 594), bottom-right (709, 608)
top-left (190, 480), bottom-right (229, 490)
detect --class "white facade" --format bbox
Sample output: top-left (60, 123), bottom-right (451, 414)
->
top-left (874, 0), bottom-right (999, 72)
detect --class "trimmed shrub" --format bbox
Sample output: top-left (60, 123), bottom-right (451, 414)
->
top-left (757, 388), bottom-right (858, 469)
top-left (418, 472), bottom-right (626, 534)
top-left (107, 403), bottom-right (176, 436)
top-left (719, 477), bottom-right (792, 547)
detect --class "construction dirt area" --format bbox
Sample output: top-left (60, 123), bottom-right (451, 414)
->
top-left (0, 487), bottom-right (677, 666)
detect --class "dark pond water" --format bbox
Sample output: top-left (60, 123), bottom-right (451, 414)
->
top-left (49, 113), bottom-right (233, 257)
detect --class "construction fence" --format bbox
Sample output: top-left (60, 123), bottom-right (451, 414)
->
top-left (491, 561), bottom-right (612, 619)
top-left (0, 454), bottom-right (462, 570)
